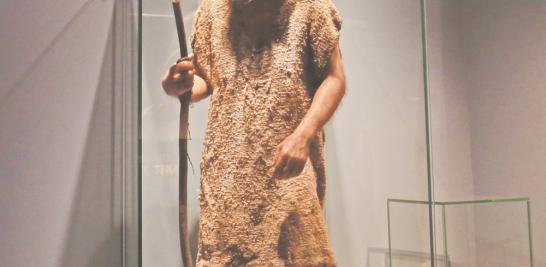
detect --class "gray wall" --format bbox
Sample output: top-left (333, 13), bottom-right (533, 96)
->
top-left (0, 0), bottom-right (137, 266)
top-left (427, 0), bottom-right (546, 266)
top-left (463, 1), bottom-right (546, 265)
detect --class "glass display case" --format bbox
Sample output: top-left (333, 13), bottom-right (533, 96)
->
top-left (388, 198), bottom-right (533, 267)
top-left (139, 0), bottom-right (430, 266)
top-left (136, 0), bottom-right (545, 266)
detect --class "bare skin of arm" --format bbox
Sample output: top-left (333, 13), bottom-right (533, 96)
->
top-left (161, 53), bottom-right (211, 103)
top-left (273, 43), bottom-right (347, 179)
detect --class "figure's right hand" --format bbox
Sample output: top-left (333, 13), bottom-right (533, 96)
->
top-left (161, 53), bottom-right (195, 97)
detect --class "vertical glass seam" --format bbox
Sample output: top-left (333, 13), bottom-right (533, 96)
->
top-left (137, 0), bottom-right (143, 265)
top-left (387, 200), bottom-right (393, 267)
top-left (442, 204), bottom-right (450, 267)
top-left (527, 200), bottom-right (534, 267)
top-left (419, 0), bottom-right (436, 265)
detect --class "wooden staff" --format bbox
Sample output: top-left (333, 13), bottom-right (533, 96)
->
top-left (172, 0), bottom-right (193, 266)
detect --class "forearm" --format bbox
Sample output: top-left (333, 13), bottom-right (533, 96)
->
top-left (190, 74), bottom-right (211, 102)
top-left (271, 44), bottom-right (345, 178)
top-left (293, 74), bottom-right (346, 142)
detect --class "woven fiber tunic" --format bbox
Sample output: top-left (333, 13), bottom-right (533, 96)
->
top-left (190, 0), bottom-right (342, 266)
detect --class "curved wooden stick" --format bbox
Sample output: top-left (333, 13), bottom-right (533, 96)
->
top-left (172, 1), bottom-right (194, 266)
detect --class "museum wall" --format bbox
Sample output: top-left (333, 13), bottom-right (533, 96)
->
top-left (0, 0), bottom-right (124, 266)
top-left (427, 0), bottom-right (546, 266)
top-left (462, 1), bottom-right (546, 265)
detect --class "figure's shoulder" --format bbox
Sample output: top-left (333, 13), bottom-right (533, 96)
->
top-left (194, 0), bottom-right (211, 17)
top-left (192, 0), bottom-right (228, 29)
top-left (194, 0), bottom-right (227, 16)
top-left (302, 0), bottom-right (342, 30)
top-left (298, 0), bottom-right (340, 11)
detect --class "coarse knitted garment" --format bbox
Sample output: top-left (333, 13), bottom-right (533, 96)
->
top-left (190, 0), bottom-right (342, 266)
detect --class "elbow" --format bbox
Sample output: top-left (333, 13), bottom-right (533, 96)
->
top-left (335, 73), bottom-right (347, 98)
top-left (340, 76), bottom-right (347, 96)
top-left (321, 71), bottom-right (346, 98)
top-left (324, 73), bottom-right (346, 98)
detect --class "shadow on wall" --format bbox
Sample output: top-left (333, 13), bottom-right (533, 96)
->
top-left (60, 22), bottom-right (123, 267)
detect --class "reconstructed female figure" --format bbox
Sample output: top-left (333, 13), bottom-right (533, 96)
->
top-left (161, 0), bottom-right (345, 265)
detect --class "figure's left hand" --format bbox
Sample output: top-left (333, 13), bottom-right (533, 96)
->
top-left (272, 133), bottom-right (311, 179)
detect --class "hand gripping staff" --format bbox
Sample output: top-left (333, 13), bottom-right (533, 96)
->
top-left (172, 0), bottom-right (193, 266)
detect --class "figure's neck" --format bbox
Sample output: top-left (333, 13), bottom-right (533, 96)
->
top-left (230, 0), bottom-right (288, 51)
top-left (232, 0), bottom-right (283, 33)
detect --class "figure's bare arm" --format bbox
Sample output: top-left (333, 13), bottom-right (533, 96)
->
top-left (273, 43), bottom-right (346, 179)
top-left (294, 43), bottom-right (346, 142)
top-left (161, 53), bottom-right (211, 102)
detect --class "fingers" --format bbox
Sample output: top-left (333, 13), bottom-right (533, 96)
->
top-left (279, 162), bottom-right (294, 179)
top-left (273, 154), bottom-right (288, 179)
top-left (173, 69), bottom-right (195, 82)
top-left (161, 55), bottom-right (197, 97)
top-left (284, 158), bottom-right (305, 178)
top-left (168, 58), bottom-right (195, 81)
top-left (176, 53), bottom-right (194, 63)
top-left (273, 155), bottom-right (305, 179)
top-left (161, 71), bottom-right (194, 97)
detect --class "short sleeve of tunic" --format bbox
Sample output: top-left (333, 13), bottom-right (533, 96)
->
top-left (308, 0), bottom-right (343, 83)
top-left (190, 1), bottom-right (212, 86)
